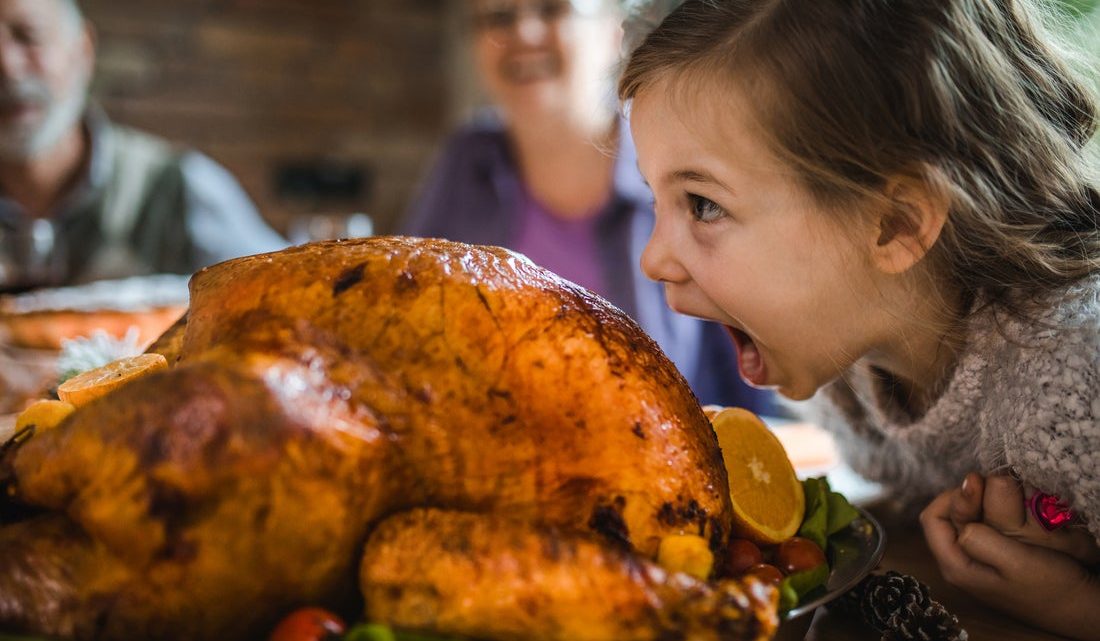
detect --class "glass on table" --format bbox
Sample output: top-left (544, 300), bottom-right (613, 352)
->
top-left (288, 212), bottom-right (374, 245)
top-left (0, 219), bottom-right (67, 412)
top-left (0, 218), bottom-right (67, 295)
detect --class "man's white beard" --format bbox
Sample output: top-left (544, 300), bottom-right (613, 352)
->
top-left (0, 74), bottom-right (89, 162)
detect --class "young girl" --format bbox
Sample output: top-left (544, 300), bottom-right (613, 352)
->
top-left (618, 0), bottom-right (1100, 637)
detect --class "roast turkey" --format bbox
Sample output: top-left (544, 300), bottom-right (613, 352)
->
top-left (0, 237), bottom-right (777, 641)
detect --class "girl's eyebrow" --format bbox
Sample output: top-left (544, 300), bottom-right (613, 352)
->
top-left (635, 166), bottom-right (737, 196)
top-left (670, 169), bottom-right (736, 195)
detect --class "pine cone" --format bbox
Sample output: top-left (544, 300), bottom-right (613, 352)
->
top-left (885, 600), bottom-right (928, 630)
top-left (860, 571), bottom-right (932, 633)
top-left (880, 600), bottom-right (969, 641)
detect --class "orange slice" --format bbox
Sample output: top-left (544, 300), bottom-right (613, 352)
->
top-left (702, 404), bottom-right (725, 421)
top-left (711, 407), bottom-right (805, 544)
top-left (15, 399), bottom-right (76, 434)
top-left (57, 353), bottom-right (168, 407)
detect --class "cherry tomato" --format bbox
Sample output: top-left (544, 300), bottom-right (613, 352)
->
top-left (724, 538), bottom-right (764, 576)
top-left (744, 563), bottom-right (784, 586)
top-left (775, 537), bottom-right (827, 575)
top-left (269, 607), bottom-right (346, 641)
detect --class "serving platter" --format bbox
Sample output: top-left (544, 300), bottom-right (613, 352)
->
top-left (776, 506), bottom-right (886, 639)
top-left (787, 507), bottom-right (885, 619)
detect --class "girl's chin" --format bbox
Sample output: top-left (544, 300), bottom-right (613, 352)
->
top-left (776, 370), bottom-right (838, 401)
top-left (775, 383), bottom-right (816, 402)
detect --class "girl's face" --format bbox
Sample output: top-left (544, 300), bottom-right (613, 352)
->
top-left (631, 79), bottom-right (892, 401)
top-left (470, 0), bottom-right (620, 120)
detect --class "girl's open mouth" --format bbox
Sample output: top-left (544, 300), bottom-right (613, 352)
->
top-left (724, 326), bottom-right (768, 387)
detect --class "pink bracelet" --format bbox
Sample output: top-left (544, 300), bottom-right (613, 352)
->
top-left (1029, 491), bottom-right (1077, 531)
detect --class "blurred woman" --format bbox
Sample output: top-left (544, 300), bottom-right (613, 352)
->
top-left (402, 0), bottom-right (774, 411)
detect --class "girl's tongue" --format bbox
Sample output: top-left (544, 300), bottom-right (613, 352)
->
top-left (725, 326), bottom-right (768, 387)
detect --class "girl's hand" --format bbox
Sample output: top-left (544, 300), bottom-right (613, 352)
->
top-left (948, 473), bottom-right (1100, 566)
top-left (922, 483), bottom-right (1100, 640)
top-left (980, 474), bottom-right (1100, 566)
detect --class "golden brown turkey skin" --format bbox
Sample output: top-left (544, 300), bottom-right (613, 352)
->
top-left (361, 509), bottom-right (777, 641)
top-left (0, 238), bottom-right (776, 640)
top-left (5, 360), bottom-right (393, 639)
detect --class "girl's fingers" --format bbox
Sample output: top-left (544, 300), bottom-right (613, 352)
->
top-left (956, 522), bottom-right (1027, 577)
top-left (982, 474), bottom-right (1027, 532)
top-left (949, 472), bottom-right (984, 529)
top-left (982, 476), bottom-right (1100, 564)
top-left (956, 523), bottom-right (1100, 638)
top-left (920, 491), bottom-right (999, 589)
top-left (1063, 530), bottom-right (1100, 565)
top-left (958, 522), bottom-right (1092, 584)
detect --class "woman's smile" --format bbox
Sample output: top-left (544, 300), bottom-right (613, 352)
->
top-left (499, 51), bottom-right (561, 84)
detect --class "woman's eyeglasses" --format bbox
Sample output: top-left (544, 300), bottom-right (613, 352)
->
top-left (472, 0), bottom-right (598, 33)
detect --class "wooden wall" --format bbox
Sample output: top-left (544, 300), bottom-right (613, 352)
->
top-left (82, 0), bottom-right (457, 235)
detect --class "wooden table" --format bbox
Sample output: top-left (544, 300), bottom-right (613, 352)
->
top-left (792, 503), bottom-right (1075, 641)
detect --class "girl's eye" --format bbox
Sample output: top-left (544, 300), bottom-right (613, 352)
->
top-left (687, 193), bottom-right (726, 223)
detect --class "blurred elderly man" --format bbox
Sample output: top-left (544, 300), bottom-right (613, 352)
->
top-left (0, 0), bottom-right (285, 289)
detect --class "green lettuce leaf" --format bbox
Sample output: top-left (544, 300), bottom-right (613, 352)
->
top-left (825, 489), bottom-right (860, 536)
top-left (345, 624), bottom-right (398, 641)
top-left (345, 624), bottom-right (466, 641)
top-left (778, 562), bottom-right (830, 612)
top-left (797, 477), bottom-right (829, 550)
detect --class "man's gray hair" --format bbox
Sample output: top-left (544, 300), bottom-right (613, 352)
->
top-left (58, 0), bottom-right (85, 28)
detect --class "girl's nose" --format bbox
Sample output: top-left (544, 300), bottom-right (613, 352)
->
top-left (640, 219), bottom-right (689, 284)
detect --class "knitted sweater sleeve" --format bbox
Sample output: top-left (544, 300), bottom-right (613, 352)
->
top-left (807, 377), bottom-right (950, 515)
top-left (996, 316), bottom-right (1100, 544)
top-left (801, 278), bottom-right (1100, 541)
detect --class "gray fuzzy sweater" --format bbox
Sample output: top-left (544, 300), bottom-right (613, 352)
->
top-left (806, 275), bottom-right (1100, 543)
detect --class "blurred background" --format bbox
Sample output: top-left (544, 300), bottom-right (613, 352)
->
top-left (84, 0), bottom-right (474, 236)
top-left (0, 0), bottom-right (1094, 414)
top-left (82, 0), bottom-right (1098, 237)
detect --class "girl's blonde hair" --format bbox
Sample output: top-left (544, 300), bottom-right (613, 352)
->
top-left (620, 0), bottom-right (1099, 313)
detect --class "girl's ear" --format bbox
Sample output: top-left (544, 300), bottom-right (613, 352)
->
top-left (869, 175), bottom-right (949, 275)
